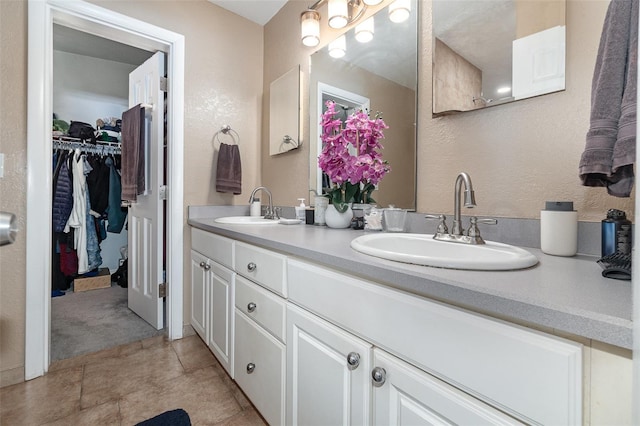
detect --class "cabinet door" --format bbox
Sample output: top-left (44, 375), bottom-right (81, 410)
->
top-left (234, 309), bottom-right (286, 426)
top-left (372, 349), bottom-right (522, 426)
top-left (208, 262), bottom-right (235, 377)
top-left (190, 250), bottom-right (208, 340)
top-left (287, 303), bottom-right (372, 426)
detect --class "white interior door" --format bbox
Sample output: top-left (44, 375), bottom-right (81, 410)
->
top-left (128, 51), bottom-right (165, 329)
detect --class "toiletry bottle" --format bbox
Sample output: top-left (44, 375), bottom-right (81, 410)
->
top-left (540, 201), bottom-right (578, 256)
top-left (314, 196), bottom-right (328, 225)
top-left (295, 198), bottom-right (306, 221)
top-left (601, 209), bottom-right (632, 256)
top-left (250, 198), bottom-right (261, 217)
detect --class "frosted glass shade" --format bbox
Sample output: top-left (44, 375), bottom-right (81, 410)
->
top-left (328, 0), bottom-right (349, 29)
top-left (363, 0), bottom-right (383, 5)
top-left (389, 0), bottom-right (411, 23)
top-left (301, 10), bottom-right (320, 47)
top-left (328, 35), bottom-right (346, 58)
top-left (355, 16), bottom-right (374, 43)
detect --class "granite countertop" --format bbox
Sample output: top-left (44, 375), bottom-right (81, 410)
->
top-left (188, 208), bottom-right (633, 350)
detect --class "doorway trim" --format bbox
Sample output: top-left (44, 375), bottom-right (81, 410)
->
top-left (26, 0), bottom-right (185, 380)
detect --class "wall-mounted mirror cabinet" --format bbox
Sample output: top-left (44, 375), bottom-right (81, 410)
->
top-left (309, 0), bottom-right (418, 209)
top-left (433, 0), bottom-right (566, 116)
top-left (270, 65), bottom-right (301, 155)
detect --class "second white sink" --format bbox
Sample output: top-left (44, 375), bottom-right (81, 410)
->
top-left (215, 216), bottom-right (280, 225)
top-left (351, 233), bottom-right (538, 271)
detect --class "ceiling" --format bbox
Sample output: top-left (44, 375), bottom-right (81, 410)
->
top-left (207, 0), bottom-right (288, 25)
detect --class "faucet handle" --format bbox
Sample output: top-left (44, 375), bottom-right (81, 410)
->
top-left (467, 217), bottom-right (497, 243)
top-left (273, 207), bottom-right (282, 220)
top-left (425, 214), bottom-right (448, 234)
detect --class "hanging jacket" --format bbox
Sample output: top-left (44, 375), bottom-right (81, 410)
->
top-left (86, 155), bottom-right (110, 215)
top-left (52, 152), bottom-right (74, 233)
top-left (106, 156), bottom-right (127, 233)
top-left (65, 150), bottom-right (89, 274)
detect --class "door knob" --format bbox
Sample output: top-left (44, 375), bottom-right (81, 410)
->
top-left (246, 363), bottom-right (256, 374)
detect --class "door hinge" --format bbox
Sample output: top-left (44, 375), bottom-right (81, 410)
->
top-left (159, 185), bottom-right (168, 200)
top-left (160, 77), bottom-right (168, 92)
top-left (159, 283), bottom-right (167, 298)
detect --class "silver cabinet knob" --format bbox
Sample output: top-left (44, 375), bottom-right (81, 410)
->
top-left (247, 262), bottom-right (257, 272)
top-left (199, 261), bottom-right (206, 268)
top-left (203, 264), bottom-right (211, 271)
top-left (346, 352), bottom-right (360, 370)
top-left (246, 363), bottom-right (256, 374)
top-left (247, 302), bottom-right (257, 313)
top-left (371, 367), bottom-right (387, 387)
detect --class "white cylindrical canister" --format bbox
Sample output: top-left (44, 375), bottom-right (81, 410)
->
top-left (540, 201), bottom-right (578, 257)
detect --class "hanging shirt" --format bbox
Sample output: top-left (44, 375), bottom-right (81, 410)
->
top-left (65, 150), bottom-right (89, 274)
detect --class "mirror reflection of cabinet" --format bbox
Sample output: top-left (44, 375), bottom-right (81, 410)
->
top-left (309, 0), bottom-right (418, 210)
top-left (269, 66), bottom-right (301, 156)
top-left (432, 0), bottom-right (566, 116)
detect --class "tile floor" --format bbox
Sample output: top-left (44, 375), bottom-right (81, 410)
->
top-left (0, 335), bottom-right (267, 425)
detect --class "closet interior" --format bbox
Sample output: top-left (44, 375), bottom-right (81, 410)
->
top-left (50, 24), bottom-right (162, 361)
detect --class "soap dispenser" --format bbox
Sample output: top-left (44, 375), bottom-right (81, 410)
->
top-left (295, 198), bottom-right (306, 221)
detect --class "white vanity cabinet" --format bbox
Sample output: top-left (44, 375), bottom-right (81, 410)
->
top-left (286, 303), bottom-right (372, 426)
top-left (232, 244), bottom-right (288, 426)
top-left (190, 229), bottom-right (235, 377)
top-left (287, 258), bottom-right (583, 425)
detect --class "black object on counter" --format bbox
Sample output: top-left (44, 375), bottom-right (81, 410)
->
top-left (597, 251), bottom-right (631, 281)
top-left (601, 209), bottom-right (632, 257)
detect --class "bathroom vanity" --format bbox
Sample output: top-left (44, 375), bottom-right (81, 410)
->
top-left (188, 207), bottom-right (632, 425)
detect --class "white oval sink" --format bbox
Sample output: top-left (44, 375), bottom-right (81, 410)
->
top-left (351, 233), bottom-right (538, 271)
top-left (214, 216), bottom-right (279, 225)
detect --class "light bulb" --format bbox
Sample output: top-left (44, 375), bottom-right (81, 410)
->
top-left (389, 0), bottom-right (411, 23)
top-left (328, 0), bottom-right (348, 29)
top-left (329, 35), bottom-right (346, 58)
top-left (355, 16), bottom-right (374, 43)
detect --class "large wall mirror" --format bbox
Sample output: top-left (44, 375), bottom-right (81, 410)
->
top-left (309, 0), bottom-right (418, 210)
top-left (433, 0), bottom-right (566, 115)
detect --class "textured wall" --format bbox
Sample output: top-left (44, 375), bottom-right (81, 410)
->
top-left (0, 0), bottom-right (28, 387)
top-left (418, 0), bottom-right (634, 222)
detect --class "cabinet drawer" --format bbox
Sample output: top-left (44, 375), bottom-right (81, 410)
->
top-left (235, 241), bottom-right (287, 297)
top-left (191, 228), bottom-right (233, 269)
top-left (288, 258), bottom-right (582, 425)
top-left (234, 310), bottom-right (285, 426)
top-left (236, 276), bottom-right (286, 343)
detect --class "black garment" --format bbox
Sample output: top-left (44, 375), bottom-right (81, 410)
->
top-left (86, 155), bottom-right (110, 214)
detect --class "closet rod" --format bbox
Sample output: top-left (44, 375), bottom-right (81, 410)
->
top-left (53, 138), bottom-right (121, 155)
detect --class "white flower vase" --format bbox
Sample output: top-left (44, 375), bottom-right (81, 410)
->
top-left (325, 204), bottom-right (353, 229)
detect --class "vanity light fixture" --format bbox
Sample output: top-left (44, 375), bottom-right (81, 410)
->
top-left (355, 16), bottom-right (374, 43)
top-left (301, 10), bottom-right (321, 47)
top-left (300, 0), bottom-right (368, 46)
top-left (363, 0), bottom-right (383, 5)
top-left (388, 0), bottom-right (411, 23)
top-left (328, 34), bottom-right (347, 58)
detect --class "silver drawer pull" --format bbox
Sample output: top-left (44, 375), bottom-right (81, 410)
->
top-left (247, 302), bottom-right (257, 313)
top-left (203, 264), bottom-right (211, 271)
top-left (199, 261), bottom-right (205, 268)
top-left (247, 262), bottom-right (257, 272)
top-left (371, 367), bottom-right (387, 387)
top-left (346, 352), bottom-right (360, 370)
top-left (246, 362), bottom-right (256, 374)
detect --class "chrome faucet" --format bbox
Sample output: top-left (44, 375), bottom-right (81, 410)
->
top-left (452, 172), bottom-right (476, 235)
top-left (248, 186), bottom-right (279, 220)
top-left (425, 172), bottom-right (496, 245)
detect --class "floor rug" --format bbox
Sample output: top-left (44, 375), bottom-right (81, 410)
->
top-left (51, 284), bottom-right (165, 361)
